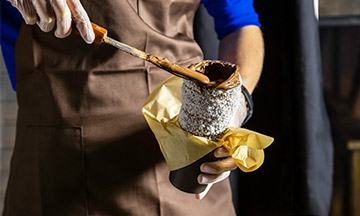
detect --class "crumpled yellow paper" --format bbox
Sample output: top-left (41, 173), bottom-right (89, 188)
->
top-left (142, 75), bottom-right (274, 172)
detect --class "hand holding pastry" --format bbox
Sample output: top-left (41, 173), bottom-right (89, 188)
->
top-left (196, 147), bottom-right (237, 200)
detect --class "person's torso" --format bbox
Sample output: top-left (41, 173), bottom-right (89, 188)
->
top-left (4, 1), bottom-right (235, 215)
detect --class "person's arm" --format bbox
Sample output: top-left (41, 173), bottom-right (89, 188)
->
top-left (219, 25), bottom-right (264, 94)
top-left (196, 25), bottom-right (264, 200)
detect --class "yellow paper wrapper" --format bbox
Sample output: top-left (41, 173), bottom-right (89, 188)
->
top-left (142, 76), bottom-right (274, 172)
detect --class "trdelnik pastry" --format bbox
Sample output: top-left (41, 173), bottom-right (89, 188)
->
top-left (179, 60), bottom-right (245, 140)
top-left (142, 59), bottom-right (274, 194)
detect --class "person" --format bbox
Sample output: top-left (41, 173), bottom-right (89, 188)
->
top-left (2, 0), bottom-right (264, 215)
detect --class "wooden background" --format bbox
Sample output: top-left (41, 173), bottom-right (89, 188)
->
top-left (320, 0), bottom-right (360, 16)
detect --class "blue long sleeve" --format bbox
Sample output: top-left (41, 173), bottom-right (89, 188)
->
top-left (201, 0), bottom-right (261, 39)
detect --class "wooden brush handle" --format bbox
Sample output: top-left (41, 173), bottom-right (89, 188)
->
top-left (76, 22), bottom-right (210, 84)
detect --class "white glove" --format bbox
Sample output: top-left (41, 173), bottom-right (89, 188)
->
top-left (8, 0), bottom-right (95, 44)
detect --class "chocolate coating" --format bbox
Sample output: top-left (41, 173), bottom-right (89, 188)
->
top-left (190, 60), bottom-right (241, 90)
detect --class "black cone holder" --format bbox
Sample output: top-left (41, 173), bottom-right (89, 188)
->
top-left (169, 150), bottom-right (219, 194)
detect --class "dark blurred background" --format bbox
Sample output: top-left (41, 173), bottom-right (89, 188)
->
top-left (319, 0), bottom-right (360, 215)
top-left (195, 0), bottom-right (359, 215)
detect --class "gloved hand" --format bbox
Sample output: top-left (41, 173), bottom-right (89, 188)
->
top-left (8, 0), bottom-right (95, 43)
top-left (195, 147), bottom-right (237, 200)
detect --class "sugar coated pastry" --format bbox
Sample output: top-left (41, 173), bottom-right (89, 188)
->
top-left (179, 60), bottom-right (243, 140)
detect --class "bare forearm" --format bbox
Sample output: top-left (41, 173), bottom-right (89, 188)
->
top-left (219, 25), bottom-right (264, 94)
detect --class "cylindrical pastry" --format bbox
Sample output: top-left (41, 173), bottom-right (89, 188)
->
top-left (170, 60), bottom-right (244, 193)
top-left (179, 60), bottom-right (243, 140)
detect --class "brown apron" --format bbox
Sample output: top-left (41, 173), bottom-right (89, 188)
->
top-left (3, 0), bottom-right (236, 215)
